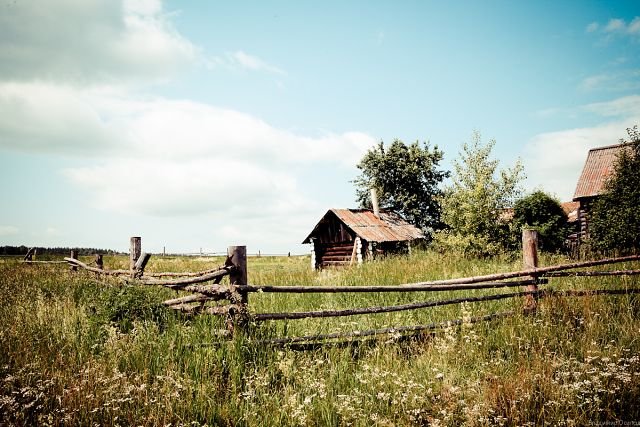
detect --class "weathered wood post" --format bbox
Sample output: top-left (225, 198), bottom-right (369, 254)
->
top-left (133, 253), bottom-right (152, 278)
top-left (70, 250), bottom-right (78, 272)
top-left (228, 246), bottom-right (248, 303)
top-left (227, 245), bottom-right (248, 332)
top-left (95, 254), bottom-right (104, 270)
top-left (23, 247), bottom-right (35, 262)
top-left (130, 237), bottom-right (141, 272)
top-left (522, 229), bottom-right (539, 313)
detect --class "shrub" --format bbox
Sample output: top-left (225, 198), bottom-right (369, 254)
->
top-left (93, 285), bottom-right (171, 333)
top-left (512, 191), bottom-right (568, 252)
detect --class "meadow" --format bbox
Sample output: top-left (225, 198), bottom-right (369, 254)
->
top-left (1, 251), bottom-right (639, 426)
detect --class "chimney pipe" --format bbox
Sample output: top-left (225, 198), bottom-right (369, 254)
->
top-left (371, 188), bottom-right (380, 218)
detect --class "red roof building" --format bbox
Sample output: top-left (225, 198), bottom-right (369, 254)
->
top-left (572, 143), bottom-right (629, 240)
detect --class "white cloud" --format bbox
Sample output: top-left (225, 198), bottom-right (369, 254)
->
top-left (586, 22), bottom-right (599, 33)
top-left (0, 226), bottom-right (19, 236)
top-left (228, 51), bottom-right (286, 75)
top-left (0, 0), bottom-right (370, 252)
top-left (583, 95), bottom-right (640, 117)
top-left (580, 74), bottom-right (612, 91)
top-left (0, 82), bottom-right (124, 154)
top-left (204, 50), bottom-right (286, 76)
top-left (579, 71), bottom-right (640, 92)
top-left (588, 16), bottom-right (640, 39)
top-left (604, 18), bottom-right (626, 33)
top-left (0, 82), bottom-right (374, 166)
top-left (524, 96), bottom-right (640, 201)
top-left (63, 158), bottom-right (312, 217)
top-left (0, 0), bottom-right (198, 83)
top-left (629, 17), bottom-right (640, 34)
top-left (0, 81), bottom-right (374, 218)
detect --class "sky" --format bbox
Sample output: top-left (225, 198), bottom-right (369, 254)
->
top-left (1, 0), bottom-right (639, 255)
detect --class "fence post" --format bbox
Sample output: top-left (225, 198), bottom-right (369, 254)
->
top-left (95, 254), bottom-right (104, 270)
top-left (228, 245), bottom-right (248, 332)
top-left (23, 247), bottom-right (35, 262)
top-left (70, 250), bottom-right (78, 272)
top-left (130, 237), bottom-right (141, 272)
top-left (522, 229), bottom-right (539, 313)
top-left (228, 246), bottom-right (248, 303)
top-left (133, 253), bottom-right (152, 278)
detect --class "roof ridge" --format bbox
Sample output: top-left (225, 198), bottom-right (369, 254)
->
top-left (587, 142), bottom-right (631, 152)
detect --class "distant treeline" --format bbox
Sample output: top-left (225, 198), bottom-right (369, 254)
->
top-left (0, 246), bottom-right (122, 256)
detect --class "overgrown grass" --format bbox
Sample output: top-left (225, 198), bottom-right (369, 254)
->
top-left (1, 251), bottom-right (639, 426)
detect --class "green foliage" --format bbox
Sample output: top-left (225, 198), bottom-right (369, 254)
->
top-left (591, 126), bottom-right (640, 254)
top-left (513, 191), bottom-right (568, 252)
top-left (437, 131), bottom-right (525, 257)
top-left (94, 285), bottom-right (172, 333)
top-left (353, 139), bottom-right (449, 240)
top-left (2, 254), bottom-right (640, 425)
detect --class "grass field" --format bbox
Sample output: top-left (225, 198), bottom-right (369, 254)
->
top-left (1, 251), bottom-right (639, 426)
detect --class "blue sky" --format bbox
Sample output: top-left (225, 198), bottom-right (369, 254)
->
top-left (1, 0), bottom-right (639, 254)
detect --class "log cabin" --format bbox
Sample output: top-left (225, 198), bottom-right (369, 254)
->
top-left (302, 208), bottom-right (424, 269)
top-left (572, 142), bottom-right (630, 242)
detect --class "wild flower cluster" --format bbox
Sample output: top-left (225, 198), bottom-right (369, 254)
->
top-left (550, 346), bottom-right (640, 413)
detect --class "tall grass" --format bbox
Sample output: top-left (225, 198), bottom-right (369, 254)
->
top-left (0, 251), bottom-right (639, 426)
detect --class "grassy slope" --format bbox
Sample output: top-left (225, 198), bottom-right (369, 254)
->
top-left (0, 251), bottom-right (639, 426)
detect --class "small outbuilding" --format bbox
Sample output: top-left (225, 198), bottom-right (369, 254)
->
top-left (302, 208), bottom-right (424, 269)
top-left (572, 142), bottom-right (629, 241)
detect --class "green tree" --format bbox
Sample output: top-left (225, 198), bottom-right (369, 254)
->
top-left (590, 126), bottom-right (640, 253)
top-left (437, 131), bottom-right (525, 257)
top-left (513, 191), bottom-right (568, 252)
top-left (353, 139), bottom-right (449, 240)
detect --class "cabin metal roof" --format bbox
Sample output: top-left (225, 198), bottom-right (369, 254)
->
top-left (573, 143), bottom-right (628, 200)
top-left (302, 209), bottom-right (424, 244)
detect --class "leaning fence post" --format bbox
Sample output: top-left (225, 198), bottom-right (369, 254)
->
top-left (228, 245), bottom-right (248, 331)
top-left (130, 237), bottom-right (141, 272)
top-left (70, 250), bottom-right (78, 272)
top-left (133, 253), bottom-right (152, 278)
top-left (522, 229), bottom-right (539, 313)
top-left (23, 247), bottom-right (35, 262)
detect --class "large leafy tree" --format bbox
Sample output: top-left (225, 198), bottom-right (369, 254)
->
top-left (438, 131), bottom-right (525, 256)
top-left (590, 126), bottom-right (640, 254)
top-left (512, 191), bottom-right (568, 253)
top-left (353, 139), bottom-right (449, 240)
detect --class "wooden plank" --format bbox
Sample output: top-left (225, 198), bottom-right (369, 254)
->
top-left (254, 290), bottom-right (534, 321)
top-left (256, 311), bottom-right (514, 346)
top-left (545, 269), bottom-right (640, 277)
top-left (139, 268), bottom-right (232, 286)
top-left (240, 279), bottom-right (537, 294)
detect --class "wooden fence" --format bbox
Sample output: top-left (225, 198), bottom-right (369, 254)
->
top-left (22, 231), bottom-right (640, 348)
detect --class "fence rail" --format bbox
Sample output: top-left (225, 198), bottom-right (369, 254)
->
top-left (19, 232), bottom-right (640, 347)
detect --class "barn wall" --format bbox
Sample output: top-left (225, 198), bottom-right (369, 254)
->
top-left (577, 197), bottom-right (595, 242)
top-left (311, 212), bottom-right (357, 245)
